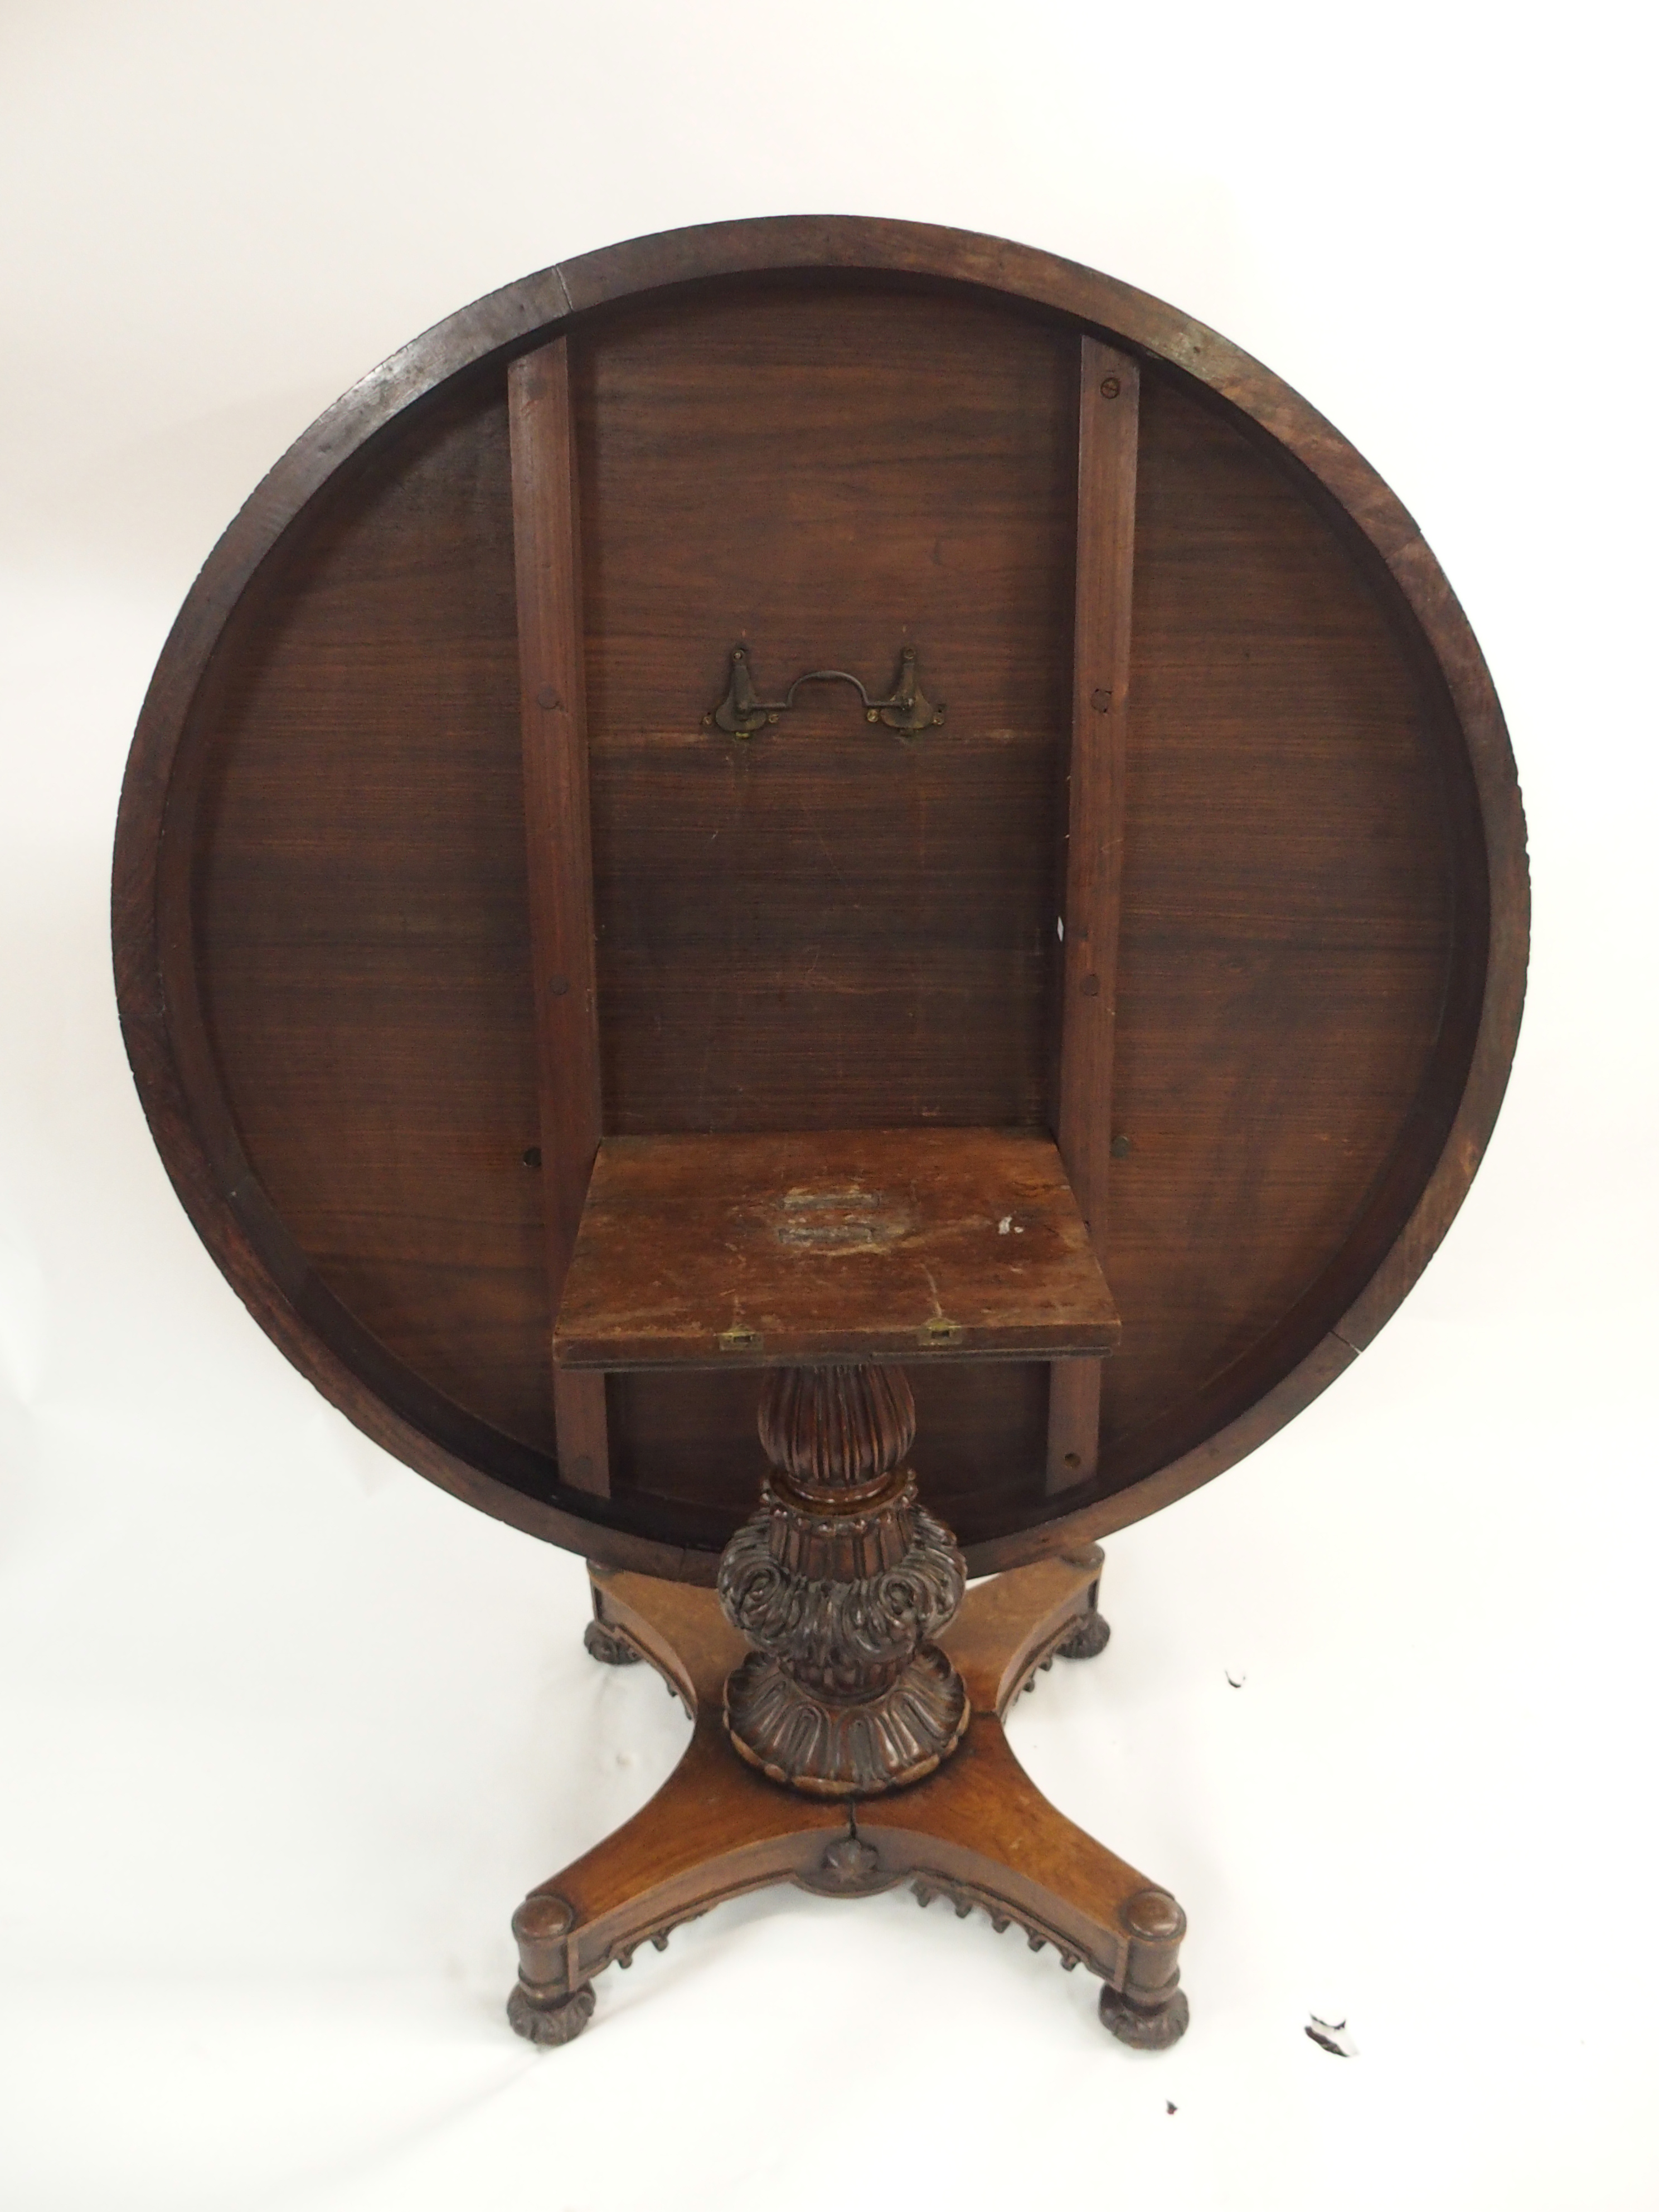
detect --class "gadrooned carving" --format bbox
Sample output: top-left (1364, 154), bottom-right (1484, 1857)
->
top-left (726, 1639), bottom-right (968, 1796)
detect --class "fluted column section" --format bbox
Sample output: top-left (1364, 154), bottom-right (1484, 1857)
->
top-left (758, 1364), bottom-right (915, 1497)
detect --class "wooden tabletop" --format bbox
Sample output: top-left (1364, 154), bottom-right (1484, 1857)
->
top-left (553, 1128), bottom-right (1120, 1370)
top-left (114, 220), bottom-right (1525, 1574)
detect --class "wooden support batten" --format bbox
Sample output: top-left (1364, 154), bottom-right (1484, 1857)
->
top-left (510, 337), bottom-right (610, 1496)
top-left (1047, 337), bottom-right (1140, 1496)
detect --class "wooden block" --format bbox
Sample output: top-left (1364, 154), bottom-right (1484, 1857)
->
top-left (555, 1370), bottom-right (611, 1496)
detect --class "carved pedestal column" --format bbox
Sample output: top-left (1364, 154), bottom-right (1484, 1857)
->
top-left (716, 1364), bottom-right (969, 1796)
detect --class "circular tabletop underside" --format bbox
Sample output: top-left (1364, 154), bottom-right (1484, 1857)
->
top-left (113, 217), bottom-right (1527, 1583)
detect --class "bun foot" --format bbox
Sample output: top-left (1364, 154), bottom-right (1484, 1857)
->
top-left (584, 1619), bottom-right (641, 1666)
top-left (1099, 1981), bottom-right (1190, 2049)
top-left (508, 1980), bottom-right (596, 2046)
top-left (1056, 1609), bottom-right (1110, 1661)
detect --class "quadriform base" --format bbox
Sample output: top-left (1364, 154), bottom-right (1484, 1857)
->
top-left (508, 1548), bottom-right (1189, 2050)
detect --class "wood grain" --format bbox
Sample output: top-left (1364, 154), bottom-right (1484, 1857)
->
top-left (569, 283), bottom-right (1074, 1516)
top-left (574, 284), bottom-right (1073, 1137)
top-left (113, 219), bottom-right (1528, 1583)
top-left (555, 1128), bottom-right (1118, 1369)
top-left (509, 337), bottom-right (609, 1493)
top-left (1088, 369), bottom-right (1466, 1499)
top-left (1048, 337), bottom-right (1140, 1494)
top-left (185, 378), bottom-right (555, 1458)
top-left (508, 1554), bottom-right (1185, 2044)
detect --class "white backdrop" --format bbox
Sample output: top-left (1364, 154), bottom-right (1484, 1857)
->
top-left (2, 4), bottom-right (1655, 2208)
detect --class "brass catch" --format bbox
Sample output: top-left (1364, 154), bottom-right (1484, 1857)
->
top-left (704, 644), bottom-right (945, 739)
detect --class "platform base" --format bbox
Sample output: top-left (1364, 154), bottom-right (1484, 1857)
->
top-left (509, 1548), bottom-right (1188, 2048)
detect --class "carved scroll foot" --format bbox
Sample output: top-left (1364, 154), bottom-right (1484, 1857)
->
top-left (1099, 1980), bottom-right (1191, 2049)
top-left (508, 1978), bottom-right (596, 2046)
top-left (583, 1617), bottom-right (642, 1666)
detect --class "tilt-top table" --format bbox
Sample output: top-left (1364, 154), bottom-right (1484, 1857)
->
top-left (113, 216), bottom-right (1527, 2053)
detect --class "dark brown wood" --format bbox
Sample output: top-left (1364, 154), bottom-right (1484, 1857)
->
top-left (574, 283), bottom-right (1071, 1143)
top-left (717, 1362), bottom-right (970, 1796)
top-left (551, 1128), bottom-right (1118, 1793)
top-left (109, 217), bottom-right (1524, 2064)
top-left (509, 338), bottom-right (610, 1496)
top-left (1046, 1363), bottom-right (1102, 1495)
top-left (554, 1128), bottom-right (1119, 1370)
top-left (573, 280), bottom-right (1075, 1515)
top-left (113, 217), bottom-right (1528, 1585)
top-left (550, 1371), bottom-right (607, 1497)
top-left (508, 1551), bottom-right (1186, 2049)
top-left (1047, 337), bottom-right (1141, 1495)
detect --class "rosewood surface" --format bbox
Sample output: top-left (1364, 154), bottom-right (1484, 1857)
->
top-left (113, 217), bottom-right (1528, 1582)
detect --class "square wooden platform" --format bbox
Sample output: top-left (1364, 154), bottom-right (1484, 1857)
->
top-left (552, 1126), bottom-right (1120, 1371)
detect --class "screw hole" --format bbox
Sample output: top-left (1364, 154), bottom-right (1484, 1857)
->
top-left (522, 1146), bottom-right (542, 1168)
